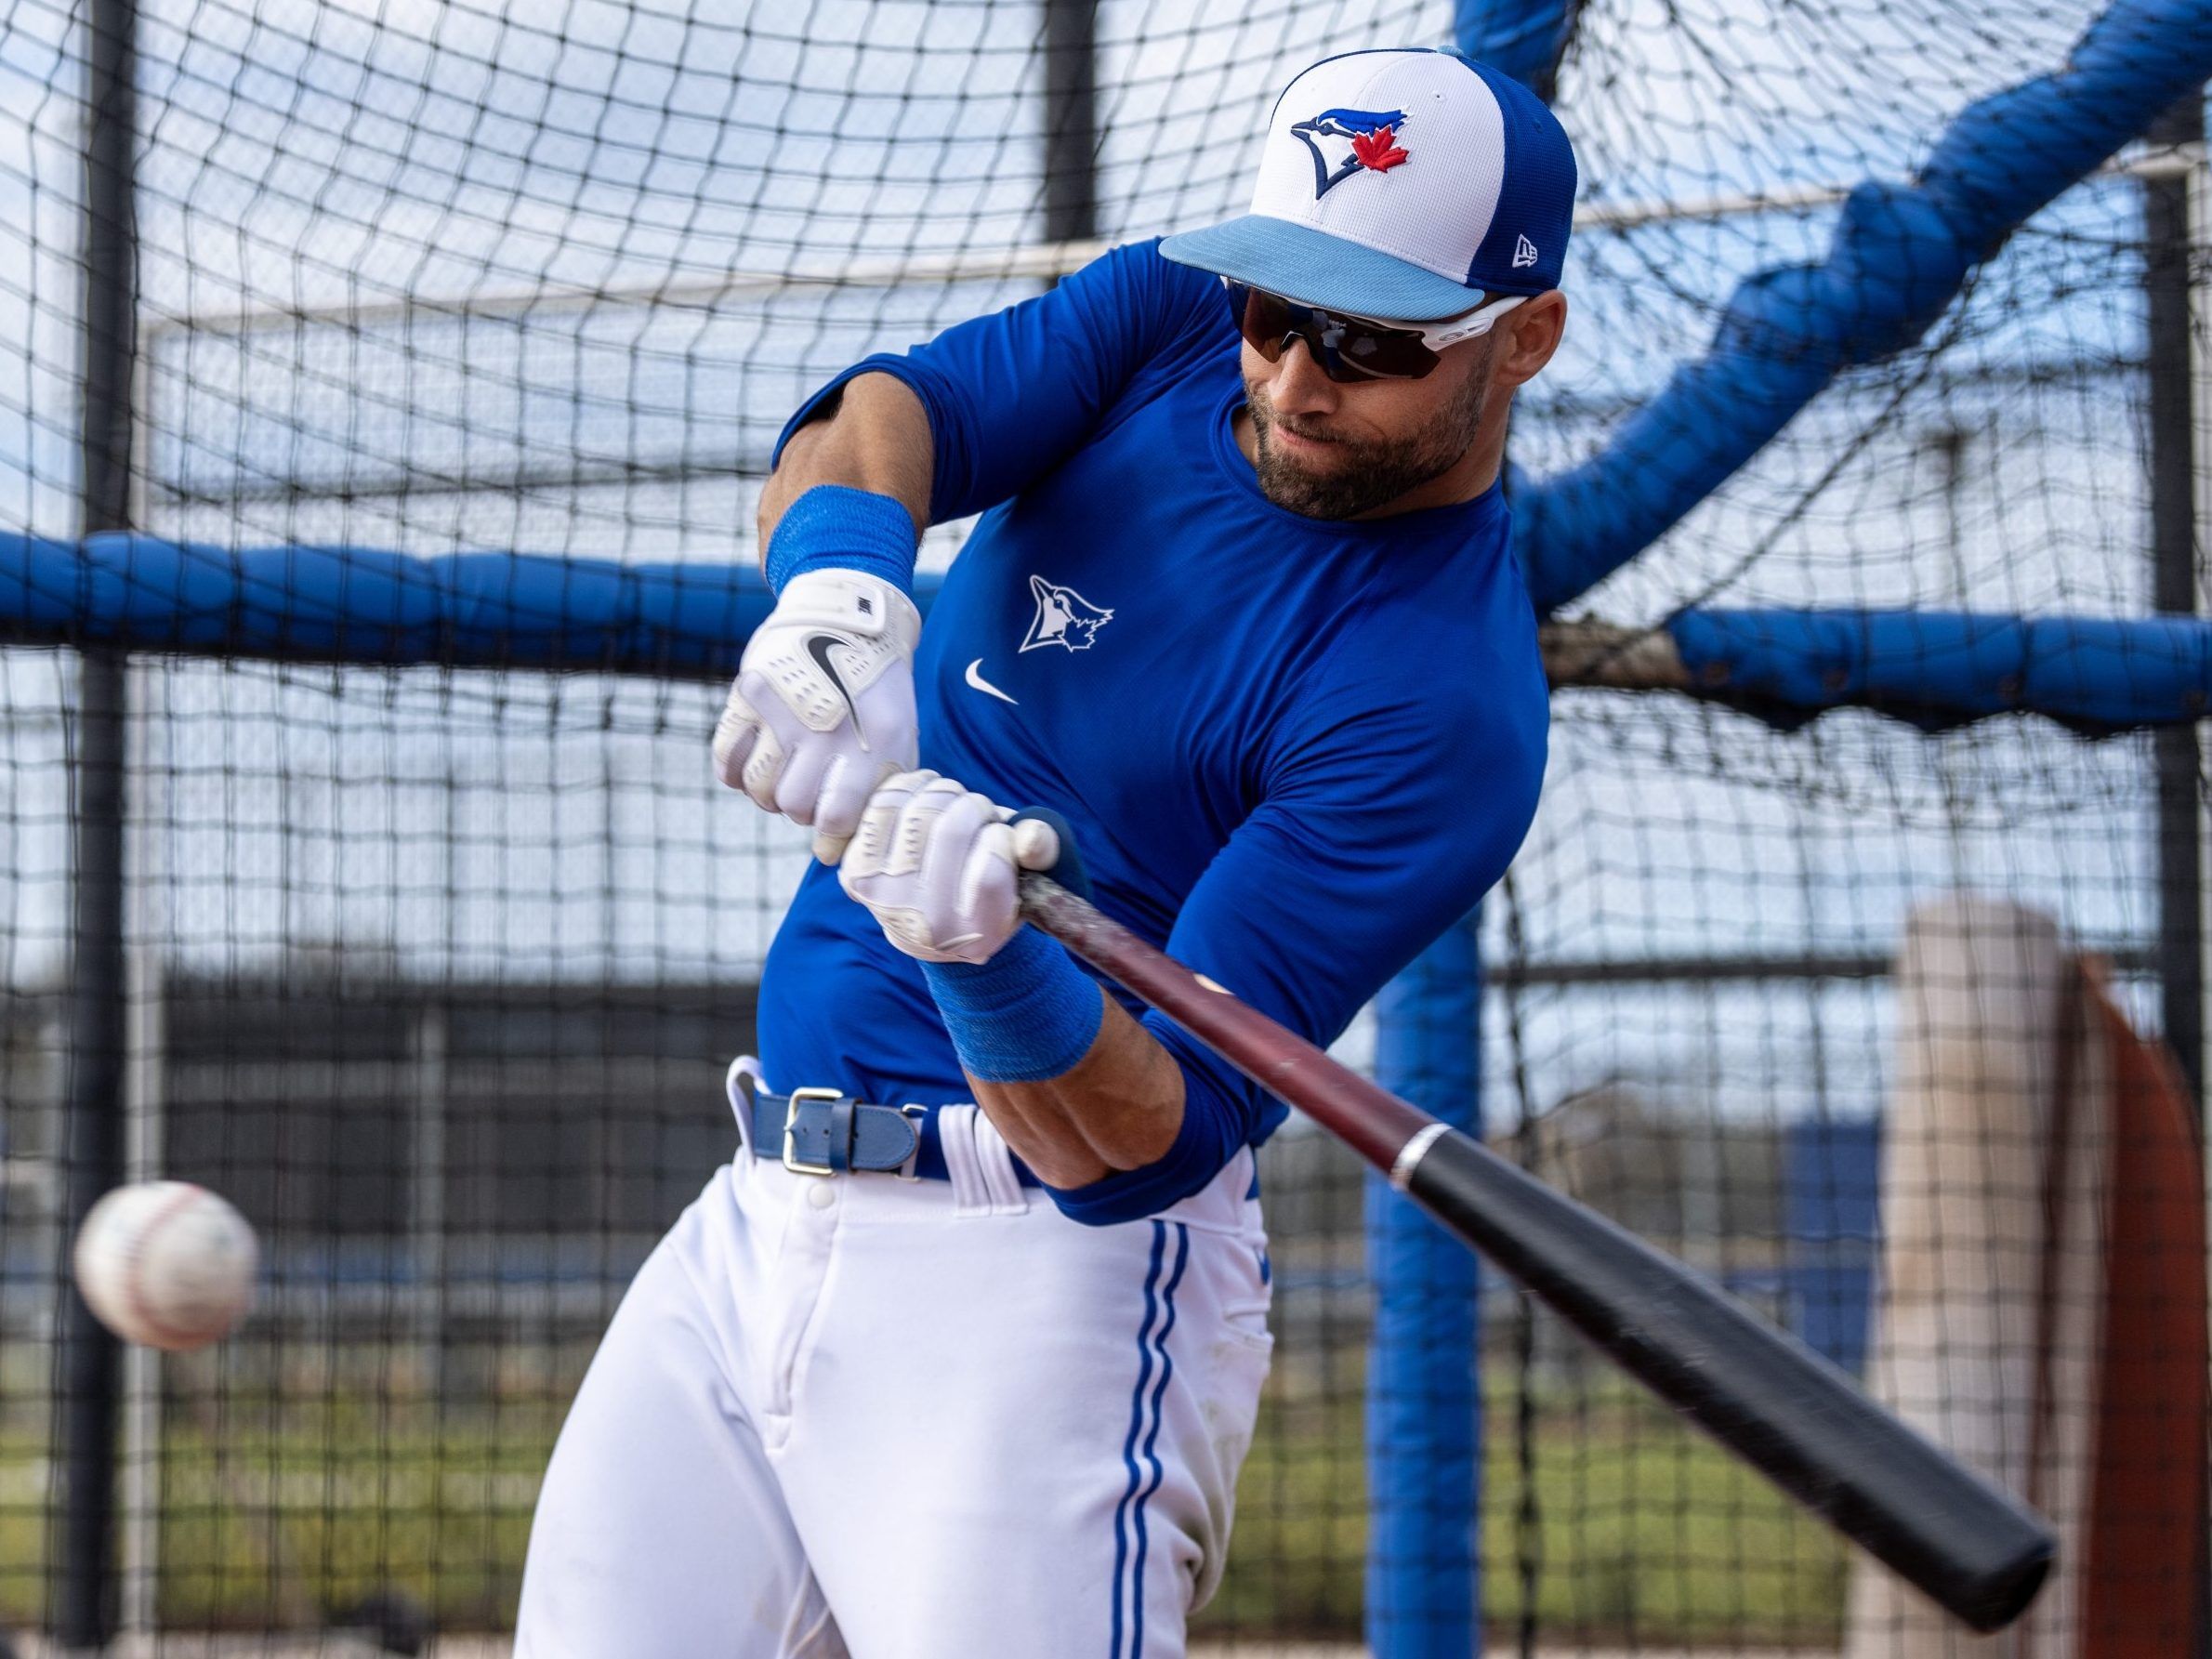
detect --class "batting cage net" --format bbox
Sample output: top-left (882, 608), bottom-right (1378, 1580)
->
top-left (1, 0), bottom-right (2207, 1652)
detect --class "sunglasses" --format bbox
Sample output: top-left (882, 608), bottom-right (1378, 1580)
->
top-left (1224, 281), bottom-right (1527, 383)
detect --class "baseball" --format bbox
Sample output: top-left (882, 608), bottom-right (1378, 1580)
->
top-left (72, 1181), bottom-right (259, 1351)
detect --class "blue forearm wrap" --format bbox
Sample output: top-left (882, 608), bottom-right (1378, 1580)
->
top-left (921, 926), bottom-right (1104, 1084)
top-left (763, 483), bottom-right (918, 597)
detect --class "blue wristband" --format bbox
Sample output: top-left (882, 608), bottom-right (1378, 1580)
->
top-left (921, 927), bottom-right (1105, 1084)
top-left (763, 484), bottom-right (918, 598)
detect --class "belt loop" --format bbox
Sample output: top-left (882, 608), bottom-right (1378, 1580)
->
top-left (727, 1057), bottom-right (767, 1157)
top-left (896, 1105), bottom-right (927, 1180)
top-left (938, 1104), bottom-right (1029, 1218)
top-left (937, 1106), bottom-right (990, 1215)
top-left (972, 1112), bottom-right (1028, 1215)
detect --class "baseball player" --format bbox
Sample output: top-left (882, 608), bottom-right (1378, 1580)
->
top-left (518, 46), bottom-right (1573, 1658)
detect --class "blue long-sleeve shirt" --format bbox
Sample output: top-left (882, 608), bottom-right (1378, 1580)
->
top-left (755, 239), bottom-right (1548, 1224)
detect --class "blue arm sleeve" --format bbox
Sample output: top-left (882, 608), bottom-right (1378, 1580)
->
top-left (1047, 650), bottom-right (1550, 1227)
top-left (771, 240), bottom-right (1231, 526)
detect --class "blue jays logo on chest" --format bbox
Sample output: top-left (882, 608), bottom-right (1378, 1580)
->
top-left (1289, 108), bottom-right (1410, 199)
top-left (1020, 574), bottom-right (1114, 653)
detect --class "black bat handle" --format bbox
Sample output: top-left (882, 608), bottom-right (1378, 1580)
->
top-left (1399, 1129), bottom-right (2054, 1633)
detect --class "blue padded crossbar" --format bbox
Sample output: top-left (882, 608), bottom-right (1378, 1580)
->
top-left (1667, 608), bottom-right (2212, 732)
top-left (0, 532), bottom-right (773, 678)
top-left (6, 536), bottom-right (2212, 733)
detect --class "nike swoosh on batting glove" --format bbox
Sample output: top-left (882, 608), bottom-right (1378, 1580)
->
top-left (712, 568), bottom-right (922, 863)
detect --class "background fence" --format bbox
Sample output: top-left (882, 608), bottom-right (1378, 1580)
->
top-left (0, 0), bottom-right (2206, 1652)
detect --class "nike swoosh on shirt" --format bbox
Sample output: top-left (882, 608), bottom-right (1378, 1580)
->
top-left (806, 633), bottom-right (868, 749)
top-left (964, 659), bottom-right (1019, 706)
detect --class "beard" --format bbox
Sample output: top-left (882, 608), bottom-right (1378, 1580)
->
top-left (1246, 346), bottom-right (1494, 520)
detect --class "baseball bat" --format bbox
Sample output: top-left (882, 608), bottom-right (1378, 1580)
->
top-left (1017, 872), bottom-right (2055, 1633)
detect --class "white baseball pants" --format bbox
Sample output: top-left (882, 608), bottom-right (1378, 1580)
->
top-left (515, 1073), bottom-right (1274, 1659)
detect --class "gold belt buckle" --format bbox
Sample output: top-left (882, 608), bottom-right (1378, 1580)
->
top-left (782, 1086), bottom-right (846, 1177)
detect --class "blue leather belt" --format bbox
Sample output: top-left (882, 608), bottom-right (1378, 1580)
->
top-left (745, 1084), bottom-right (1044, 1187)
top-left (751, 1085), bottom-right (923, 1176)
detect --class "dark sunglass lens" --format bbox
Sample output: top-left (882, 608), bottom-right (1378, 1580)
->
top-left (1235, 288), bottom-right (1294, 362)
top-left (1335, 324), bottom-right (1439, 379)
top-left (1231, 286), bottom-right (1441, 381)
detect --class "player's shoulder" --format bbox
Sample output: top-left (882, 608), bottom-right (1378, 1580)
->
top-left (1073, 237), bottom-right (1237, 364)
top-left (1286, 537), bottom-right (1548, 756)
top-left (1340, 530), bottom-right (1545, 687)
top-left (1086, 235), bottom-right (1230, 306)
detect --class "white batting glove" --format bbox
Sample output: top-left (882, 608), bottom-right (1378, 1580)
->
top-left (838, 771), bottom-right (1062, 965)
top-left (712, 569), bottom-right (922, 863)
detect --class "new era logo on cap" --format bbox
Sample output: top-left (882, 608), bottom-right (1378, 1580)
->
top-left (1159, 47), bottom-right (1577, 323)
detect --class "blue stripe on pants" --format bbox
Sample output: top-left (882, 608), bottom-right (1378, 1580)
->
top-left (1129, 1223), bottom-right (1190, 1659)
top-left (1110, 1223), bottom-right (1169, 1658)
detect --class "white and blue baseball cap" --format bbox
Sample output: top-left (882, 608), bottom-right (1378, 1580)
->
top-left (1160, 47), bottom-right (1577, 323)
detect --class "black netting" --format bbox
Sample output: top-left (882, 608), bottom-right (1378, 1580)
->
top-left (1, 0), bottom-right (2205, 1652)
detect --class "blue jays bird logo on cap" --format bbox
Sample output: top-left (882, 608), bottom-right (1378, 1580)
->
top-left (1289, 108), bottom-right (1411, 199)
top-left (1020, 575), bottom-right (1113, 653)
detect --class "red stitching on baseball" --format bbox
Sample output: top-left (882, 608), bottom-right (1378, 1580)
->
top-left (120, 1183), bottom-right (227, 1350)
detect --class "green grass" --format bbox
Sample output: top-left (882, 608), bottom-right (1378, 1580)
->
top-left (1202, 1377), bottom-right (1847, 1644)
top-left (1476, 1394), bottom-right (1848, 1646)
top-left (2, 1378), bottom-right (1847, 1644)
top-left (0, 1422), bottom-right (43, 1621)
top-left (0, 1398), bottom-right (553, 1632)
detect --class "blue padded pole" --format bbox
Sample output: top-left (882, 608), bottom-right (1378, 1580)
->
top-left (1360, 13), bottom-right (1566, 1654)
top-left (1365, 913), bottom-right (1484, 1658)
top-left (1453, 0), bottom-right (1576, 94)
top-left (1513, 0), bottom-right (2212, 613)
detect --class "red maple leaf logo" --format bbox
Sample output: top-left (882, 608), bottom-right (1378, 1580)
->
top-left (1351, 125), bottom-right (1408, 173)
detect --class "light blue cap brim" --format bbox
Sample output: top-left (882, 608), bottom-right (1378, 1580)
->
top-left (1159, 215), bottom-right (1487, 323)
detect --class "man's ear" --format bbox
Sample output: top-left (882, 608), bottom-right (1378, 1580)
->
top-left (1494, 291), bottom-right (1567, 388)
